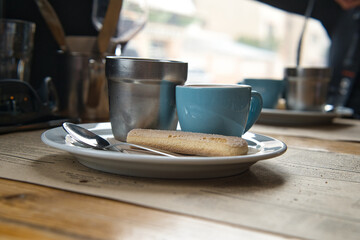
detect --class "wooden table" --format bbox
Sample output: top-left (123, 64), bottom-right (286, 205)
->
top-left (0, 121), bottom-right (359, 240)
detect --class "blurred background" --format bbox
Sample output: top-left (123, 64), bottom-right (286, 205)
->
top-left (1, 0), bottom-right (331, 86)
top-left (0, 0), bottom-right (336, 125)
top-left (125, 0), bottom-right (331, 84)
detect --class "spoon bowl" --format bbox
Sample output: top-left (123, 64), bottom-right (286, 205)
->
top-left (63, 122), bottom-right (110, 149)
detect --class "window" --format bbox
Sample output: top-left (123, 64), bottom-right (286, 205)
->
top-left (127, 0), bottom-right (331, 84)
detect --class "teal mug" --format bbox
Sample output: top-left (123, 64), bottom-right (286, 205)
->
top-left (176, 84), bottom-right (263, 137)
top-left (241, 78), bottom-right (284, 109)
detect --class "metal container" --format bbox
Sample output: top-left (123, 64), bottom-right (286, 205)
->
top-left (285, 67), bottom-right (331, 111)
top-left (53, 36), bottom-right (117, 121)
top-left (105, 57), bottom-right (188, 141)
top-left (55, 51), bottom-right (110, 121)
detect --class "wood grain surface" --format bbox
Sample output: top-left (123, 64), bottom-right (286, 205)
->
top-left (0, 178), bottom-right (290, 240)
top-left (0, 121), bottom-right (359, 240)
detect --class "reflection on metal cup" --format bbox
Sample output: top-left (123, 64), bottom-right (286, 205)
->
top-left (105, 57), bottom-right (188, 141)
top-left (285, 67), bottom-right (331, 111)
top-left (0, 19), bottom-right (36, 83)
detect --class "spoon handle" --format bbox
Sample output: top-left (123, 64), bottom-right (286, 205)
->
top-left (66, 133), bottom-right (178, 157)
top-left (296, 0), bottom-right (315, 66)
top-left (106, 142), bottom-right (180, 158)
top-left (96, 0), bottom-right (123, 54)
top-left (35, 0), bottom-right (68, 52)
top-left (65, 135), bottom-right (124, 153)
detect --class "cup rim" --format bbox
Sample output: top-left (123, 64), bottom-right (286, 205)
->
top-left (243, 78), bottom-right (283, 81)
top-left (177, 84), bottom-right (251, 88)
top-left (106, 57), bottom-right (188, 83)
top-left (284, 67), bottom-right (332, 77)
top-left (0, 18), bottom-right (36, 28)
top-left (106, 56), bottom-right (187, 64)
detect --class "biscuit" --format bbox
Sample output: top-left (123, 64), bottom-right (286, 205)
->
top-left (126, 129), bottom-right (248, 157)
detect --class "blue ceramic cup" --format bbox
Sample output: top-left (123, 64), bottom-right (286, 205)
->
top-left (176, 84), bottom-right (263, 137)
top-left (242, 78), bottom-right (284, 109)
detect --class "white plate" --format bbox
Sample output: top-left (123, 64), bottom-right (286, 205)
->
top-left (41, 122), bottom-right (287, 179)
top-left (257, 108), bottom-right (353, 126)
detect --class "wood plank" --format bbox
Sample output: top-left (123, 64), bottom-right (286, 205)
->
top-left (0, 178), bottom-right (289, 240)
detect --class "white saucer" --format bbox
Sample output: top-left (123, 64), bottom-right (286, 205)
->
top-left (257, 108), bottom-right (353, 126)
top-left (41, 122), bottom-right (287, 179)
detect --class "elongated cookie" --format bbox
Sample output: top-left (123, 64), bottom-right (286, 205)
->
top-left (126, 129), bottom-right (248, 156)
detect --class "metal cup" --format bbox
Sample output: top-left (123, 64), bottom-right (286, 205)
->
top-left (0, 19), bottom-right (36, 83)
top-left (105, 57), bottom-right (188, 141)
top-left (285, 67), bottom-right (331, 111)
top-left (55, 52), bottom-right (110, 121)
top-left (53, 36), bottom-right (117, 121)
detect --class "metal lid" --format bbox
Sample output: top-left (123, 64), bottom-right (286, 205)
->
top-left (105, 57), bottom-right (188, 84)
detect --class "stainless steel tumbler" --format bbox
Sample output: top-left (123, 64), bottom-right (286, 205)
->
top-left (105, 57), bottom-right (188, 141)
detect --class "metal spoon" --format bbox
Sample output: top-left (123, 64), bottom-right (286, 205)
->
top-left (62, 122), bottom-right (178, 158)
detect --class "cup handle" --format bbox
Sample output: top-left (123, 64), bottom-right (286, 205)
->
top-left (244, 90), bottom-right (263, 133)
